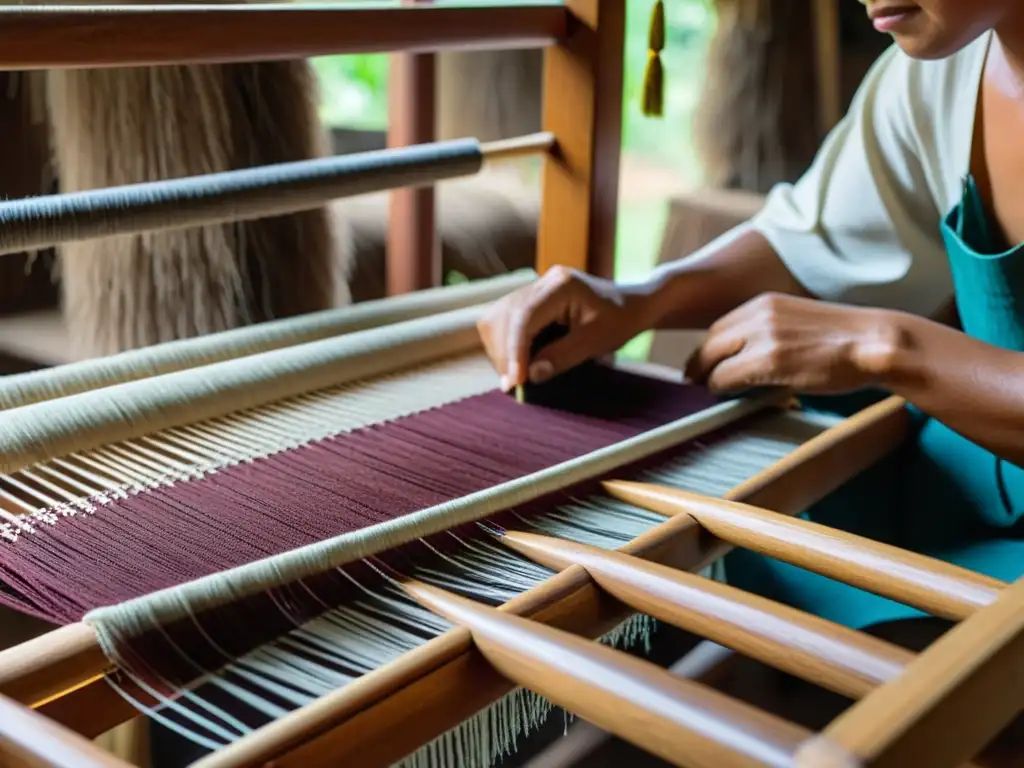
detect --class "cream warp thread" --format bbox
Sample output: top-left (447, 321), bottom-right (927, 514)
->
top-left (0, 270), bottom-right (535, 411)
top-left (0, 304), bottom-right (489, 474)
top-left (84, 393), bottom-right (782, 656)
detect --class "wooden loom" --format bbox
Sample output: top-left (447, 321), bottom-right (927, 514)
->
top-left (0, 3), bottom-right (1020, 768)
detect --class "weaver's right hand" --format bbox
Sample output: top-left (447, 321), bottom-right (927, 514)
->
top-left (476, 266), bottom-right (655, 392)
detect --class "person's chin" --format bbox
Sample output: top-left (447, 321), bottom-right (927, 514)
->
top-left (892, 33), bottom-right (979, 60)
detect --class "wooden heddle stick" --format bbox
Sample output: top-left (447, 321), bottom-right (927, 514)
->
top-left (493, 529), bottom-right (992, 768)
top-left (601, 481), bottom-right (1005, 621)
top-left (493, 529), bottom-right (911, 699)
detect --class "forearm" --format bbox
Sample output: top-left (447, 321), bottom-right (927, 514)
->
top-left (874, 311), bottom-right (1024, 466)
top-left (633, 225), bottom-right (813, 330)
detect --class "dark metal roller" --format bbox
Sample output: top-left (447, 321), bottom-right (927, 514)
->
top-left (0, 137), bottom-right (484, 257)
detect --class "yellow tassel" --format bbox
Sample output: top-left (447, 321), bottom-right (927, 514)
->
top-left (641, 0), bottom-right (666, 117)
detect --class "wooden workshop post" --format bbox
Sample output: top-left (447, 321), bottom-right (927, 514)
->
top-left (812, 0), bottom-right (842, 138)
top-left (536, 0), bottom-right (625, 279)
top-left (386, 0), bottom-right (440, 295)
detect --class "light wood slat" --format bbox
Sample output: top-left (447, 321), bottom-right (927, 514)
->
top-left (799, 577), bottom-right (1024, 768)
top-left (496, 530), bottom-right (910, 699)
top-left (602, 482), bottom-right (1004, 621)
top-left (0, 692), bottom-right (133, 768)
top-left (0, 3), bottom-right (568, 71)
top-left (536, 0), bottom-right (624, 278)
top-left (401, 579), bottom-right (810, 768)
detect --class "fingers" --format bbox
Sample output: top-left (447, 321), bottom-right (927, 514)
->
top-left (530, 315), bottom-right (632, 383)
top-left (505, 274), bottom-right (577, 386)
top-left (476, 267), bottom-right (582, 390)
top-left (685, 322), bottom-right (748, 384)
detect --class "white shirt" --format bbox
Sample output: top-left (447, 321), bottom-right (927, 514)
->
top-left (750, 31), bottom-right (992, 318)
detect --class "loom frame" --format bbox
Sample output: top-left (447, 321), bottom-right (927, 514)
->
top-left (0, 2), bottom-right (1019, 767)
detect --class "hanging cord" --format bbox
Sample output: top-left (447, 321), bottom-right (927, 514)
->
top-left (641, 0), bottom-right (666, 117)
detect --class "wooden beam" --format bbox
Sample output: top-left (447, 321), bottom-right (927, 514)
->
top-left (537, 0), bottom-right (625, 279)
top-left (0, 3), bottom-right (567, 71)
top-left (387, 0), bottom-right (440, 295)
top-left (812, 0), bottom-right (842, 136)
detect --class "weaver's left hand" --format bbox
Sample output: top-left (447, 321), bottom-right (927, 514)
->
top-left (684, 293), bottom-right (899, 395)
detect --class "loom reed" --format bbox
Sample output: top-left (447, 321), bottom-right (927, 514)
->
top-left (0, 134), bottom-right (553, 258)
top-left (0, 2), bottom-right (568, 70)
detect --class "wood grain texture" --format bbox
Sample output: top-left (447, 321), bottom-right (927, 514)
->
top-left (804, 577), bottom-right (1024, 768)
top-left (402, 580), bottom-right (810, 768)
top-left (536, 0), bottom-right (625, 278)
top-left (602, 481), bottom-right (1004, 622)
top-left (496, 530), bottom-right (911, 699)
top-left (0, 693), bottom-right (134, 768)
top-left (0, 3), bottom-right (568, 70)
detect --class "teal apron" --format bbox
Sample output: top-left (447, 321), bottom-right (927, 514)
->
top-left (724, 176), bottom-right (1024, 629)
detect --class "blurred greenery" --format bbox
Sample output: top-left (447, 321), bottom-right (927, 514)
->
top-left (311, 1), bottom-right (717, 359)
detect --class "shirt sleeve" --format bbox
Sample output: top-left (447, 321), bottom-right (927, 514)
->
top-left (750, 45), bottom-right (956, 318)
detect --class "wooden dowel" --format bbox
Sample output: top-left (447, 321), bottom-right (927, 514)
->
top-left (0, 692), bottom-right (134, 768)
top-left (0, 3), bottom-right (568, 71)
top-left (602, 482), bottom-right (1004, 622)
top-left (496, 530), bottom-right (911, 699)
top-left (191, 399), bottom-right (909, 768)
top-left (482, 131), bottom-right (556, 162)
top-left (800, 577), bottom-right (1024, 768)
top-left (0, 622), bottom-right (110, 707)
top-left (402, 579), bottom-right (810, 768)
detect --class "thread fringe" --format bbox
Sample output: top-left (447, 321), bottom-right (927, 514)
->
top-left (393, 614), bottom-right (657, 768)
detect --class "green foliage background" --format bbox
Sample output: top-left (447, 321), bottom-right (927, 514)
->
top-left (310, 0), bottom-right (717, 357)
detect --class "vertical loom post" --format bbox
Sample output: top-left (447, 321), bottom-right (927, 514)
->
top-left (387, 0), bottom-right (440, 295)
top-left (537, 0), bottom-right (626, 278)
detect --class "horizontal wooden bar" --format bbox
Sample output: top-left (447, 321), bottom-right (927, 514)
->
top-left (603, 482), bottom-right (1004, 622)
top-left (403, 580), bottom-right (811, 768)
top-left (0, 623), bottom-right (111, 708)
top-left (497, 530), bottom-right (911, 700)
top-left (0, 692), bottom-right (133, 768)
top-left (0, 3), bottom-right (568, 71)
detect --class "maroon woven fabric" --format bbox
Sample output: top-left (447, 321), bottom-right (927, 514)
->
top-left (0, 366), bottom-right (720, 625)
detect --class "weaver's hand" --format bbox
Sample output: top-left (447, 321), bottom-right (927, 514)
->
top-left (685, 293), bottom-right (899, 395)
top-left (477, 266), bottom-right (654, 391)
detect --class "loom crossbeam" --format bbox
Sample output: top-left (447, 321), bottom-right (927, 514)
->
top-left (0, 3), bottom-right (570, 70)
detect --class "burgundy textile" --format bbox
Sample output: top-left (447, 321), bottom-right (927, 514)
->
top-left (0, 366), bottom-right (720, 625)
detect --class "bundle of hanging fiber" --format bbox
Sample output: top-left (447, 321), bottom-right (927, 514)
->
top-left (0, 279), bottom-right (830, 766)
